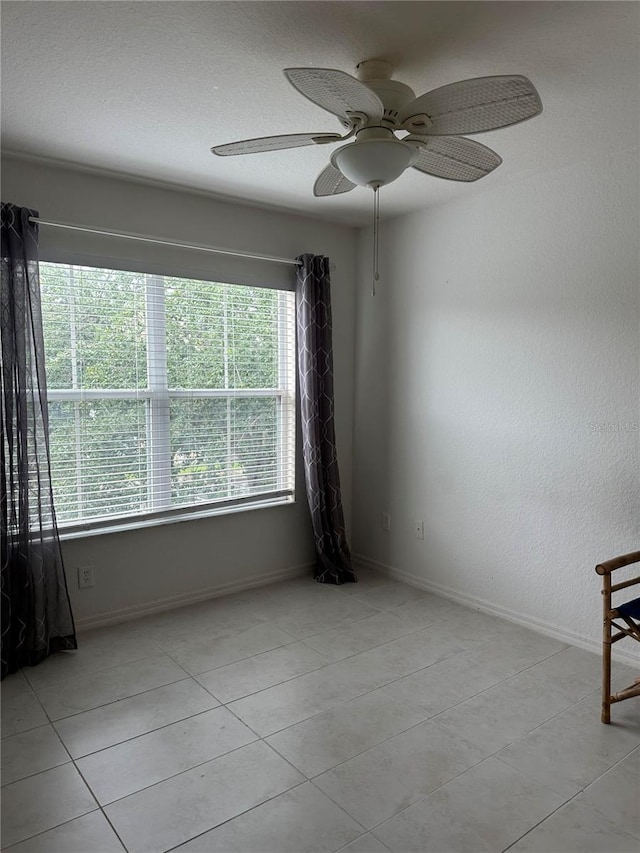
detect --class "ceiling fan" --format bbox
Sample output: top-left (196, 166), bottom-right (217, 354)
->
top-left (211, 60), bottom-right (543, 196)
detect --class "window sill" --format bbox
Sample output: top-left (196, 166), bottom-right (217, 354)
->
top-left (58, 493), bottom-right (295, 540)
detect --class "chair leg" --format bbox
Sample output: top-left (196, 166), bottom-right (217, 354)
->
top-left (601, 620), bottom-right (612, 724)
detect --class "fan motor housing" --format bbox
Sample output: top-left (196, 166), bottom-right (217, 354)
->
top-left (365, 79), bottom-right (416, 117)
top-left (355, 59), bottom-right (416, 119)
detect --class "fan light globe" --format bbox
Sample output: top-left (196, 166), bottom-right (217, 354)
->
top-left (331, 139), bottom-right (414, 188)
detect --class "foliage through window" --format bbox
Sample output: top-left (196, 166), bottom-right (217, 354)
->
top-left (39, 263), bottom-right (296, 528)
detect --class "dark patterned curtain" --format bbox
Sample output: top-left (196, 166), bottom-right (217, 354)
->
top-left (296, 254), bottom-right (356, 584)
top-left (1, 203), bottom-right (76, 679)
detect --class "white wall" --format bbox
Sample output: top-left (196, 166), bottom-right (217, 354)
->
top-left (352, 149), bottom-right (640, 656)
top-left (3, 154), bottom-right (357, 627)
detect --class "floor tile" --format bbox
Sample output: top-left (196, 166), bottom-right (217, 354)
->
top-left (313, 720), bottom-right (486, 830)
top-left (457, 628), bottom-right (568, 684)
top-left (520, 645), bottom-right (633, 704)
top-left (175, 781), bottom-right (363, 852)
top-left (232, 580), bottom-right (343, 621)
top-left (136, 598), bottom-right (266, 648)
top-left (1, 673), bottom-right (48, 738)
top-left (337, 834), bottom-right (391, 852)
top-left (171, 622), bottom-right (295, 674)
top-left (1, 724), bottom-right (70, 786)
top-left (35, 654), bottom-right (187, 720)
top-left (377, 644), bottom-right (512, 718)
top-left (338, 571), bottom-right (394, 596)
top-left (388, 595), bottom-right (470, 630)
top-left (302, 612), bottom-right (416, 661)
top-left (373, 756), bottom-right (567, 852)
top-left (105, 741), bottom-right (304, 853)
top-left (54, 678), bottom-right (218, 758)
top-left (78, 705), bottom-right (257, 804)
top-left (345, 625), bottom-right (467, 684)
top-left (497, 691), bottom-right (640, 798)
top-left (267, 690), bottom-right (426, 777)
top-left (426, 607), bottom-right (518, 649)
top-left (271, 596), bottom-right (380, 640)
top-left (0, 764), bottom-right (97, 848)
top-left (22, 624), bottom-right (160, 690)
top-left (197, 641), bottom-right (328, 703)
top-left (577, 747), bottom-right (640, 839)
top-left (433, 667), bottom-right (577, 755)
top-left (508, 798), bottom-right (640, 852)
top-left (348, 581), bottom-right (429, 611)
top-left (227, 658), bottom-right (384, 737)
top-left (84, 707), bottom-right (257, 805)
top-left (4, 810), bottom-right (125, 852)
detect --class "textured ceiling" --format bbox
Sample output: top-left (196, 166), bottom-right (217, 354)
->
top-left (2, 1), bottom-right (639, 226)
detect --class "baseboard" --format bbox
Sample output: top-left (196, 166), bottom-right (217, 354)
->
top-left (353, 553), bottom-right (640, 668)
top-left (75, 562), bottom-right (314, 632)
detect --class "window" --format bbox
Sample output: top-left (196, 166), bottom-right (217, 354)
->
top-left (39, 263), bottom-right (296, 531)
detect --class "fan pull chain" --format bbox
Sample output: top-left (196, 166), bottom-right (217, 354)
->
top-left (372, 184), bottom-right (380, 296)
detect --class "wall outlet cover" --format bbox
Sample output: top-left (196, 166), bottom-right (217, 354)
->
top-left (78, 565), bottom-right (95, 589)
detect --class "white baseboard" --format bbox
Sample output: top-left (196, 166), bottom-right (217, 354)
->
top-left (75, 562), bottom-right (314, 632)
top-left (353, 553), bottom-right (640, 668)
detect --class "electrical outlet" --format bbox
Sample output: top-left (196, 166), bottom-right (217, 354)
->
top-left (414, 520), bottom-right (424, 540)
top-left (381, 512), bottom-right (391, 532)
top-left (77, 565), bottom-right (95, 589)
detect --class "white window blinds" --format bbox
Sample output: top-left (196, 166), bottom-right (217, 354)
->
top-left (39, 263), bottom-right (296, 530)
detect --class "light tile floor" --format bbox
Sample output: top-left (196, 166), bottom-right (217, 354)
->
top-left (1, 569), bottom-right (639, 852)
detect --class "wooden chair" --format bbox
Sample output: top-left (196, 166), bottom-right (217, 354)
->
top-left (596, 551), bottom-right (640, 723)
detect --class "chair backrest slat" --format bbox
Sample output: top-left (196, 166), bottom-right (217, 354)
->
top-left (610, 574), bottom-right (640, 594)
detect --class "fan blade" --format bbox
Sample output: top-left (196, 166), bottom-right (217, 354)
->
top-left (401, 75), bottom-right (542, 136)
top-left (409, 136), bottom-right (502, 182)
top-left (284, 68), bottom-right (384, 122)
top-left (211, 132), bottom-right (342, 156)
top-left (313, 164), bottom-right (356, 197)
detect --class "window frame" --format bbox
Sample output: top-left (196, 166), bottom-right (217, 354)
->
top-left (40, 263), bottom-right (297, 537)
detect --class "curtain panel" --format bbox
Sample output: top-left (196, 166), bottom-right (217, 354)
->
top-left (1, 202), bottom-right (76, 678)
top-left (295, 254), bottom-right (356, 584)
